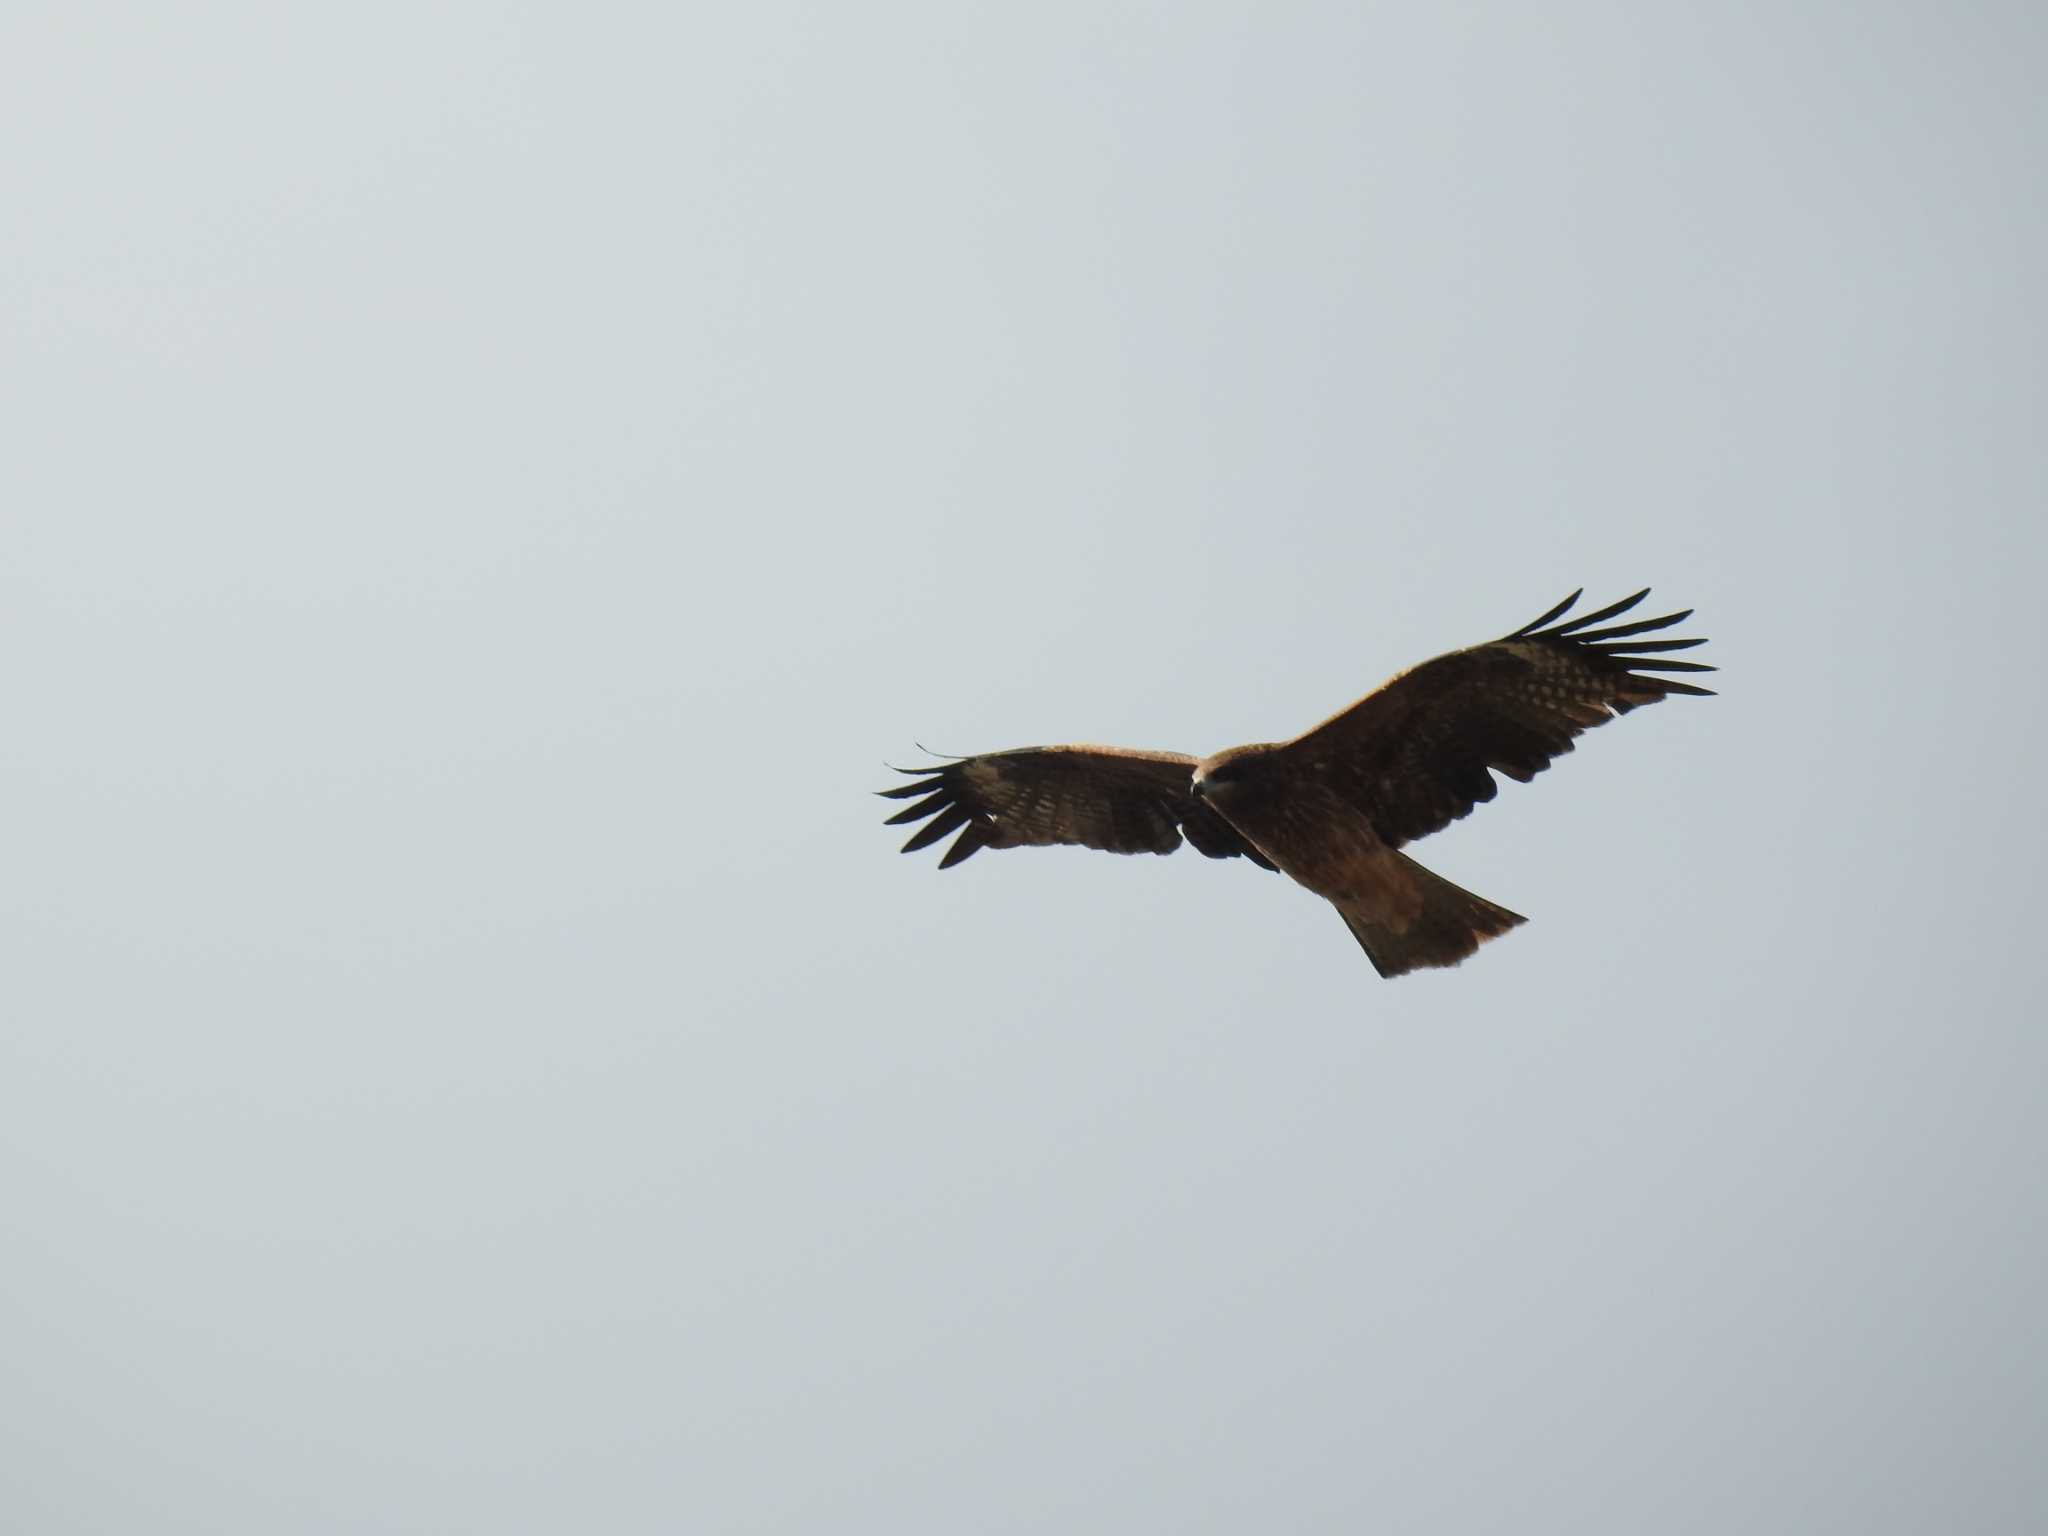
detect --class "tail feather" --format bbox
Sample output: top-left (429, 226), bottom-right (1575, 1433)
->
top-left (1338, 854), bottom-right (1526, 978)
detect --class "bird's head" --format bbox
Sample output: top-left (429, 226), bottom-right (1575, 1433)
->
top-left (1192, 744), bottom-right (1274, 807)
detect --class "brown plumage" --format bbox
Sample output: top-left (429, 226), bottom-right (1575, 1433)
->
top-left (879, 589), bottom-right (1712, 978)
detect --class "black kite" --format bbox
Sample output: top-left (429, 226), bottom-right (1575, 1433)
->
top-left (879, 590), bottom-right (1712, 977)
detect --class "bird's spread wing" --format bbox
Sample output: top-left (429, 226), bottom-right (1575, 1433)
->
top-left (1278, 589), bottom-right (1714, 847)
top-left (878, 745), bottom-right (1276, 870)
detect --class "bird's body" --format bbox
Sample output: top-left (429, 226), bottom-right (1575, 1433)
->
top-left (880, 590), bottom-right (1712, 978)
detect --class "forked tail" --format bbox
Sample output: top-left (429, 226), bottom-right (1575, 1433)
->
top-left (1339, 853), bottom-right (1526, 979)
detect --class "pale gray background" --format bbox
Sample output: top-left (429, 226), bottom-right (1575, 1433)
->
top-left (4, 3), bottom-right (2043, 1532)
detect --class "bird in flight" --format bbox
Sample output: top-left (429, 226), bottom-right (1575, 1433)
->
top-left (878, 590), bottom-right (1713, 978)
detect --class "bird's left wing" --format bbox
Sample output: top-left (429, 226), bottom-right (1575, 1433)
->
top-left (879, 745), bottom-right (1275, 870)
top-left (1275, 589), bottom-right (1714, 848)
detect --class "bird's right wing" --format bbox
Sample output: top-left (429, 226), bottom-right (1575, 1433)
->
top-left (879, 746), bottom-right (1275, 870)
top-left (1275, 589), bottom-right (1712, 847)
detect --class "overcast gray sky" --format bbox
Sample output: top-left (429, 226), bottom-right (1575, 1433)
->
top-left (4, 2), bottom-right (2044, 1532)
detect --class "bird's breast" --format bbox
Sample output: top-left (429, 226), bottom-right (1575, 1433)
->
top-left (1209, 776), bottom-right (1391, 902)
